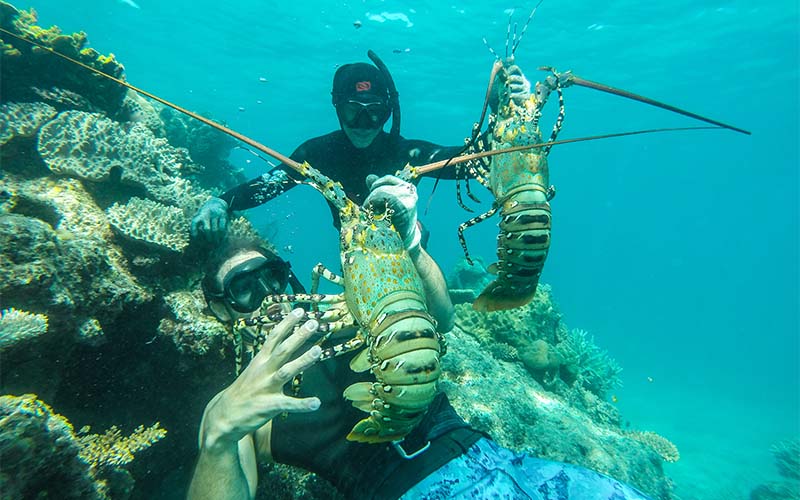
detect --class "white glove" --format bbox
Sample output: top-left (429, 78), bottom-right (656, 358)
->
top-left (490, 61), bottom-right (532, 111)
top-left (505, 64), bottom-right (531, 106)
top-left (190, 197), bottom-right (229, 242)
top-left (364, 174), bottom-right (421, 252)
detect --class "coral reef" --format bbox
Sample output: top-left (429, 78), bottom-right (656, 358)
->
top-left (158, 289), bottom-right (229, 355)
top-left (441, 328), bottom-right (675, 499)
top-left (0, 1), bottom-right (126, 114)
top-left (559, 327), bottom-right (623, 398)
top-left (0, 394), bottom-right (159, 499)
top-left (0, 101), bottom-right (56, 146)
top-left (120, 91), bottom-right (165, 137)
top-left (106, 197), bottom-right (190, 253)
top-left (0, 307), bottom-right (48, 349)
top-left (750, 439), bottom-right (800, 499)
top-left (37, 111), bottom-right (203, 208)
top-left (0, 5), bottom-right (275, 498)
top-left (0, 394), bottom-right (105, 499)
top-left (78, 422), bottom-right (166, 470)
top-left (626, 430), bottom-right (680, 463)
top-left (452, 282), bottom-right (621, 398)
top-left (0, 177), bottom-right (152, 326)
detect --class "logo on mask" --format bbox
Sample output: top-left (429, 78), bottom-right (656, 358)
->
top-left (355, 81), bottom-right (372, 92)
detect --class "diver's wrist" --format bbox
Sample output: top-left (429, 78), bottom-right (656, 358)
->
top-left (199, 392), bottom-right (240, 452)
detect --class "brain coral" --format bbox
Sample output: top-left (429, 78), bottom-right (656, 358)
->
top-left (0, 101), bottom-right (56, 146)
top-left (106, 197), bottom-right (189, 252)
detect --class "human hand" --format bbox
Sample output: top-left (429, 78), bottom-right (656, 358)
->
top-left (199, 309), bottom-right (322, 451)
top-left (364, 174), bottom-right (421, 252)
top-left (190, 197), bottom-right (229, 242)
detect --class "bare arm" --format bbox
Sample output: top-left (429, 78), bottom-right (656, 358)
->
top-left (409, 245), bottom-right (454, 333)
top-left (187, 311), bottom-right (322, 500)
top-left (187, 427), bottom-right (255, 500)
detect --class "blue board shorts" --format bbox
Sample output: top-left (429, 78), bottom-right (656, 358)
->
top-left (400, 438), bottom-right (654, 500)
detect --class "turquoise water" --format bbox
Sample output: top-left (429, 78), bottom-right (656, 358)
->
top-left (21, 1), bottom-right (799, 498)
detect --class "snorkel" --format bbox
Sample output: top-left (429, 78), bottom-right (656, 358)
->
top-left (367, 50), bottom-right (401, 142)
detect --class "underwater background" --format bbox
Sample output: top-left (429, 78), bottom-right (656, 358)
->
top-left (3, 1), bottom-right (798, 499)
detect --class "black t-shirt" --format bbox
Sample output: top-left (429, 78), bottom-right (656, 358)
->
top-left (270, 329), bottom-right (483, 500)
top-left (219, 130), bottom-right (463, 227)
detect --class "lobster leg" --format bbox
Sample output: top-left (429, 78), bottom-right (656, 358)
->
top-left (542, 85), bottom-right (565, 156)
top-left (455, 177), bottom-right (475, 213)
top-left (457, 205), bottom-right (500, 265)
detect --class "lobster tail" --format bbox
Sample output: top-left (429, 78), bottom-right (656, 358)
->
top-left (473, 199), bottom-right (551, 312)
top-left (345, 311), bottom-right (442, 443)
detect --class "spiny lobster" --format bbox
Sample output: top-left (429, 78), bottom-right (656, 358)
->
top-left (398, 5), bottom-right (749, 313)
top-left (232, 164), bottom-right (444, 443)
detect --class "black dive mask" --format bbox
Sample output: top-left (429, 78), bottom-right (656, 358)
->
top-left (338, 99), bottom-right (390, 129)
top-left (203, 254), bottom-right (290, 321)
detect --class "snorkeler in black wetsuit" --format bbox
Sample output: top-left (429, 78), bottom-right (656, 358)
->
top-left (217, 130), bottom-right (462, 229)
top-left (190, 56), bottom-right (462, 238)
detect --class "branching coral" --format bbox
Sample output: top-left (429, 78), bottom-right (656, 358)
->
top-left (0, 307), bottom-right (48, 349)
top-left (557, 328), bottom-right (622, 398)
top-left (78, 423), bottom-right (167, 471)
top-left (626, 430), bottom-right (680, 463)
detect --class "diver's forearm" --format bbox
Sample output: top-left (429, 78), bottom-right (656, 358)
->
top-left (410, 247), bottom-right (455, 332)
top-left (187, 443), bottom-right (252, 500)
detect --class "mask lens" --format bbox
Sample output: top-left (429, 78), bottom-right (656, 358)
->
top-left (341, 100), bottom-right (389, 128)
top-left (225, 261), bottom-right (289, 313)
top-left (227, 273), bottom-right (266, 313)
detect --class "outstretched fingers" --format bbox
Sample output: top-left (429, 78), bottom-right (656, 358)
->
top-left (259, 308), bottom-right (305, 358)
top-left (273, 343), bottom-right (322, 387)
top-left (266, 317), bottom-right (319, 372)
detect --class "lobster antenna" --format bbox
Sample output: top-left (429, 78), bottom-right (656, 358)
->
top-left (512, 0), bottom-right (544, 55)
top-left (482, 37), bottom-right (502, 61)
top-left (413, 126), bottom-right (722, 176)
top-left (422, 59), bottom-right (503, 215)
top-left (561, 72), bottom-right (752, 135)
top-left (233, 145), bottom-right (278, 170)
top-left (505, 13), bottom-right (511, 59)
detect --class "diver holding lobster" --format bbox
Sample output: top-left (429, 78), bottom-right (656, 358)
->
top-left (189, 52), bottom-right (467, 238)
top-left (187, 193), bottom-right (653, 500)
